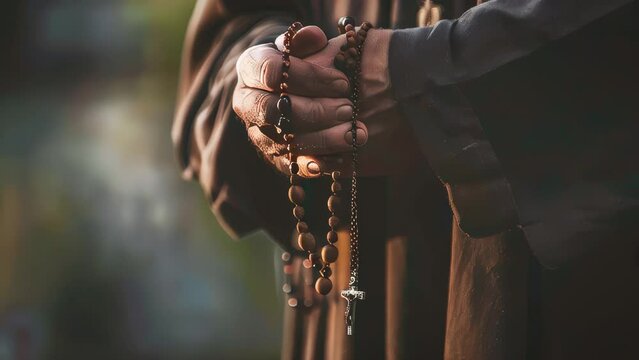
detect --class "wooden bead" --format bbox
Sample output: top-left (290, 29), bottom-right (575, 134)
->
top-left (289, 162), bottom-right (299, 175)
top-left (331, 171), bottom-right (341, 180)
top-left (321, 244), bottom-right (339, 263)
top-left (347, 36), bottom-right (356, 47)
top-left (302, 258), bottom-right (312, 269)
top-left (283, 59), bottom-right (290, 68)
top-left (288, 185), bottom-right (305, 204)
top-left (293, 205), bottom-right (305, 219)
top-left (280, 82), bottom-right (288, 91)
top-left (327, 195), bottom-right (341, 212)
top-left (287, 298), bottom-right (298, 307)
top-left (328, 215), bottom-right (340, 228)
top-left (277, 95), bottom-right (292, 115)
top-left (282, 283), bottom-right (292, 293)
top-left (309, 252), bottom-right (320, 265)
top-left (315, 277), bottom-right (333, 295)
top-left (298, 232), bottom-right (316, 251)
top-left (296, 221), bottom-right (309, 233)
top-left (345, 24), bottom-right (355, 32)
top-left (319, 266), bottom-right (332, 278)
top-left (358, 29), bottom-right (367, 38)
top-left (327, 230), bottom-right (338, 243)
top-left (338, 16), bottom-right (355, 34)
top-left (347, 47), bottom-right (358, 58)
top-left (331, 181), bottom-right (342, 193)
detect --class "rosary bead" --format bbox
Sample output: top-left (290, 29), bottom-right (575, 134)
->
top-left (302, 258), bottom-right (312, 269)
top-left (277, 95), bottom-right (292, 115)
top-left (327, 195), bottom-right (341, 212)
top-left (298, 232), bottom-right (316, 251)
top-left (283, 59), bottom-right (291, 68)
top-left (338, 16), bottom-right (356, 34)
top-left (289, 162), bottom-right (299, 175)
top-left (345, 24), bottom-right (355, 33)
top-left (287, 297), bottom-right (298, 308)
top-left (347, 47), bottom-right (358, 58)
top-left (335, 53), bottom-right (345, 65)
top-left (283, 264), bottom-right (294, 275)
top-left (321, 244), bottom-right (339, 263)
top-left (347, 36), bottom-right (356, 47)
top-left (281, 251), bottom-right (292, 263)
top-left (282, 283), bottom-right (292, 294)
top-left (361, 22), bottom-right (372, 31)
top-left (346, 30), bottom-right (355, 38)
top-left (280, 82), bottom-right (288, 91)
top-left (296, 221), bottom-right (309, 233)
top-left (358, 29), bottom-right (368, 38)
top-left (331, 181), bottom-right (342, 193)
top-left (319, 265), bottom-right (332, 278)
top-left (331, 171), bottom-right (341, 180)
top-left (315, 277), bottom-right (333, 295)
top-left (309, 252), bottom-right (320, 265)
top-left (282, 72), bottom-right (289, 81)
top-left (288, 185), bottom-right (305, 204)
top-left (327, 230), bottom-right (338, 243)
top-left (328, 216), bottom-right (340, 228)
top-left (293, 205), bottom-right (305, 219)
top-left (283, 133), bottom-right (295, 142)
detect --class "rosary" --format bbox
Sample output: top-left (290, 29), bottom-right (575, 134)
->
top-left (276, 17), bottom-right (372, 336)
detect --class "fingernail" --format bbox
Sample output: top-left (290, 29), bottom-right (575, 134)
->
top-left (344, 128), bottom-right (367, 145)
top-left (336, 105), bottom-right (353, 122)
top-left (307, 161), bottom-right (321, 174)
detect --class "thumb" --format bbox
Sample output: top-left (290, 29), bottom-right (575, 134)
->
top-left (275, 25), bottom-right (328, 58)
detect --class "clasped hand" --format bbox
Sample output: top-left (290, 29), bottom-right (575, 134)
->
top-left (233, 25), bottom-right (418, 178)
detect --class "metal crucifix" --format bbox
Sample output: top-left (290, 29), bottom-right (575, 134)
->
top-left (340, 285), bottom-right (365, 335)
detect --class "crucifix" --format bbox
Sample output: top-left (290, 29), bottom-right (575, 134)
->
top-left (340, 283), bottom-right (365, 335)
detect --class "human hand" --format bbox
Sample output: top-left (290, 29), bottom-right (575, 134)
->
top-left (232, 26), bottom-right (369, 177)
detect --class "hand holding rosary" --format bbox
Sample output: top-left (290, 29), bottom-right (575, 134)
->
top-left (276, 17), bottom-right (373, 336)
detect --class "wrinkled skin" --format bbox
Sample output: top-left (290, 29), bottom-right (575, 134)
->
top-left (232, 26), bottom-right (420, 177)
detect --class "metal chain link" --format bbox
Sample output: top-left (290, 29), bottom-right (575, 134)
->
top-left (347, 41), bottom-right (364, 287)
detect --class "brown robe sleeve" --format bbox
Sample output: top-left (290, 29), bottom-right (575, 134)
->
top-left (172, 0), bottom-right (302, 246)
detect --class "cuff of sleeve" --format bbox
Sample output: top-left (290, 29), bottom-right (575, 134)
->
top-left (397, 85), bottom-right (521, 239)
top-left (389, 22), bottom-right (457, 100)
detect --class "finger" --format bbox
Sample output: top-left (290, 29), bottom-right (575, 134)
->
top-left (236, 44), bottom-right (349, 97)
top-left (233, 87), bottom-right (353, 132)
top-left (247, 125), bottom-right (287, 158)
top-left (275, 25), bottom-right (328, 58)
top-left (273, 154), bottom-right (351, 179)
top-left (291, 121), bottom-right (368, 155)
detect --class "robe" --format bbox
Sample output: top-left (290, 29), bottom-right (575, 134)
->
top-left (172, 0), bottom-right (639, 358)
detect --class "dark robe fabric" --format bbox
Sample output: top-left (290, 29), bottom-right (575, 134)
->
top-left (172, 0), bottom-right (639, 359)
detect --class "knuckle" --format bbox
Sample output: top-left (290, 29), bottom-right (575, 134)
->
top-left (259, 53), bottom-right (281, 91)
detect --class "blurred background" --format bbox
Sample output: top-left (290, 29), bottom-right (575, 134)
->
top-left (0, 1), bottom-right (283, 359)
